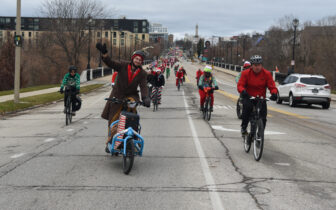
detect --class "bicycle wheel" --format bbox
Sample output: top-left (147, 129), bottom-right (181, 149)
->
top-left (253, 119), bottom-right (264, 161)
top-left (236, 99), bottom-right (242, 119)
top-left (203, 98), bottom-right (209, 120)
top-left (65, 96), bottom-right (71, 126)
top-left (123, 138), bottom-right (135, 175)
top-left (243, 123), bottom-right (251, 153)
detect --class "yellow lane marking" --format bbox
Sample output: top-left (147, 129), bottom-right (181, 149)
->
top-left (185, 75), bottom-right (191, 83)
top-left (216, 90), bottom-right (309, 119)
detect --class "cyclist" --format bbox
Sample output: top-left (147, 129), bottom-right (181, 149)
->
top-left (236, 61), bottom-right (251, 83)
top-left (151, 68), bottom-right (165, 104)
top-left (60, 66), bottom-right (81, 116)
top-left (174, 64), bottom-right (179, 75)
top-left (96, 43), bottom-right (151, 152)
top-left (180, 66), bottom-right (187, 82)
top-left (198, 66), bottom-right (219, 112)
top-left (166, 65), bottom-right (171, 80)
top-left (237, 55), bottom-right (278, 135)
top-left (176, 67), bottom-right (184, 87)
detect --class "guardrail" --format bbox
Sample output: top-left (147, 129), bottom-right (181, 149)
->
top-left (80, 60), bottom-right (153, 83)
top-left (205, 61), bottom-right (288, 83)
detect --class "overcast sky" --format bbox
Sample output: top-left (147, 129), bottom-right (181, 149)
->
top-left (1, 0), bottom-right (335, 39)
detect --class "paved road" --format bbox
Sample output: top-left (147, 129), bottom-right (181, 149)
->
top-left (0, 61), bottom-right (335, 209)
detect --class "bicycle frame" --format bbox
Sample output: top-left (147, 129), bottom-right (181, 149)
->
top-left (108, 120), bottom-right (145, 156)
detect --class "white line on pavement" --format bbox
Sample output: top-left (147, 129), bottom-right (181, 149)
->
top-left (67, 129), bottom-right (74, 132)
top-left (44, 138), bottom-right (56, 142)
top-left (10, 153), bottom-right (25, 159)
top-left (275, 163), bottom-right (291, 166)
top-left (212, 125), bottom-right (286, 135)
top-left (182, 91), bottom-right (225, 210)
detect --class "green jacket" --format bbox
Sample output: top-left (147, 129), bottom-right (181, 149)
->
top-left (198, 74), bottom-right (218, 87)
top-left (61, 73), bottom-right (80, 90)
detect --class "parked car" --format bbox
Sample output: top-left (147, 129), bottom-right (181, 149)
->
top-left (277, 74), bottom-right (331, 109)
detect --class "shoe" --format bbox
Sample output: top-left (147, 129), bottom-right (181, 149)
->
top-left (241, 127), bottom-right (248, 135)
top-left (210, 106), bottom-right (213, 112)
top-left (71, 111), bottom-right (76, 116)
top-left (200, 105), bottom-right (204, 111)
top-left (105, 145), bottom-right (110, 153)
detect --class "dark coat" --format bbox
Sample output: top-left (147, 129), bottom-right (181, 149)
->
top-left (101, 56), bottom-right (148, 123)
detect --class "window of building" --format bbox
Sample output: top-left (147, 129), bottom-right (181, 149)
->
top-left (34, 25), bottom-right (39, 30)
top-left (113, 32), bottom-right (116, 38)
top-left (120, 32), bottom-right (124, 38)
top-left (134, 21), bottom-right (138, 27)
top-left (142, 34), bottom-right (145, 40)
top-left (105, 31), bottom-right (108, 38)
top-left (114, 20), bottom-right (118, 29)
top-left (121, 39), bottom-right (124, 46)
top-left (97, 32), bottom-right (101, 38)
top-left (29, 32), bottom-right (32, 37)
top-left (22, 32), bottom-right (24, 37)
top-left (135, 34), bottom-right (138, 39)
top-left (6, 18), bottom-right (11, 24)
top-left (142, 21), bottom-right (146, 27)
top-left (0, 18), bottom-right (5, 24)
top-left (113, 39), bottom-right (116, 45)
top-left (134, 28), bottom-right (138, 33)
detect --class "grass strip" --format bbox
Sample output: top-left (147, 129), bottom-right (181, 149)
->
top-left (0, 84), bottom-right (60, 96)
top-left (0, 84), bottom-right (104, 114)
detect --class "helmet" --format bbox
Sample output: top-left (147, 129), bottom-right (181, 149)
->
top-left (250, 55), bottom-right (263, 64)
top-left (204, 65), bottom-right (212, 73)
top-left (243, 61), bottom-right (251, 68)
top-left (132, 50), bottom-right (146, 62)
top-left (69, 66), bottom-right (77, 72)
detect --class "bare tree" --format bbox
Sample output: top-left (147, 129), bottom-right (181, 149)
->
top-left (39, 0), bottom-right (111, 67)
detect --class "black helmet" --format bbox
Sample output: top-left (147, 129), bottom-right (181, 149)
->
top-left (250, 55), bottom-right (263, 64)
top-left (132, 50), bottom-right (146, 60)
top-left (69, 65), bottom-right (77, 72)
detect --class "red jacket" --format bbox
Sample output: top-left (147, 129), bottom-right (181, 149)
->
top-left (196, 70), bottom-right (203, 82)
top-left (237, 68), bottom-right (277, 98)
top-left (176, 70), bottom-right (183, 78)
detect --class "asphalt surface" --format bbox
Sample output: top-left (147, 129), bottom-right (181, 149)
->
top-left (0, 61), bottom-right (335, 210)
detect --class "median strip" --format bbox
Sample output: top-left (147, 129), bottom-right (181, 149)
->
top-left (0, 84), bottom-right (104, 115)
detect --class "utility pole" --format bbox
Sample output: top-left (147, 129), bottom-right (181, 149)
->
top-left (14, 0), bottom-right (21, 103)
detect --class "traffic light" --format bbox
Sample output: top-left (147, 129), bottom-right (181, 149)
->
top-left (14, 35), bottom-right (22, 47)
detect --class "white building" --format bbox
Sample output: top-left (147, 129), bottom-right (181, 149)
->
top-left (149, 23), bottom-right (168, 42)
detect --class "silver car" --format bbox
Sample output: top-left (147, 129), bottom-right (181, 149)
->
top-left (277, 74), bottom-right (331, 109)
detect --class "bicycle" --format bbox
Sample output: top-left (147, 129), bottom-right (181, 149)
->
top-left (177, 78), bottom-right (183, 91)
top-left (61, 85), bottom-right (76, 126)
top-left (242, 96), bottom-right (269, 161)
top-left (105, 97), bottom-right (144, 174)
top-left (152, 87), bottom-right (159, 112)
top-left (202, 86), bottom-right (214, 121)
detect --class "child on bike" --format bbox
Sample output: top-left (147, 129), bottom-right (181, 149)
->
top-left (198, 66), bottom-right (219, 112)
top-left (60, 66), bottom-right (81, 116)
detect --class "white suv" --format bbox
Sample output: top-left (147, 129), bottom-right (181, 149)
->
top-left (277, 74), bottom-right (331, 109)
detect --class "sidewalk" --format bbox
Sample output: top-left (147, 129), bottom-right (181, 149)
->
top-left (0, 77), bottom-right (110, 103)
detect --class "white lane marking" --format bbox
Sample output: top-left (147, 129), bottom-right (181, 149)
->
top-left (212, 125), bottom-right (286, 135)
top-left (83, 121), bottom-right (89, 124)
top-left (275, 163), bottom-right (291, 166)
top-left (67, 129), bottom-right (74, 132)
top-left (44, 138), bottom-right (55, 142)
top-left (11, 153), bottom-right (25, 159)
top-left (182, 91), bottom-right (225, 210)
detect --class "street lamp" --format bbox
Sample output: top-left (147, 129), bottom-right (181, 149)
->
top-left (98, 25), bottom-right (103, 67)
top-left (87, 15), bottom-right (93, 69)
top-left (291, 18), bottom-right (299, 72)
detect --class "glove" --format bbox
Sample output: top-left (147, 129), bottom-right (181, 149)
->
top-left (198, 86), bottom-right (203, 90)
top-left (142, 96), bottom-right (151, 108)
top-left (241, 90), bottom-right (250, 99)
top-left (270, 93), bottom-right (277, 101)
top-left (214, 86), bottom-right (219, 90)
top-left (60, 88), bottom-right (64, 94)
top-left (96, 43), bottom-right (108, 55)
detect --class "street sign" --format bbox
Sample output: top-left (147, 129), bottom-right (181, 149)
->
top-left (14, 35), bottom-right (22, 47)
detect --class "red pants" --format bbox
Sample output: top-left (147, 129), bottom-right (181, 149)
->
top-left (199, 89), bottom-right (214, 106)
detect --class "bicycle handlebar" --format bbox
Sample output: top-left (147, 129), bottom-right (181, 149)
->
top-left (105, 97), bottom-right (143, 106)
top-left (249, 96), bottom-right (270, 101)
